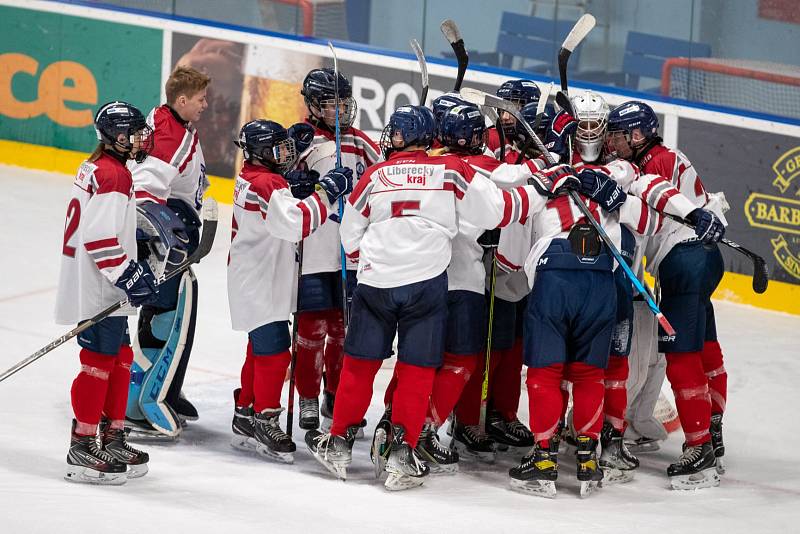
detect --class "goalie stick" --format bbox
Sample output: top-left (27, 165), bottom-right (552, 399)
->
top-left (460, 87), bottom-right (676, 337)
top-left (0, 198), bottom-right (219, 384)
top-left (409, 38), bottom-right (429, 105)
top-left (440, 19), bottom-right (468, 92)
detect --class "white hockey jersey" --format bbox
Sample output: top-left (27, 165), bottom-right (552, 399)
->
top-left (55, 153), bottom-right (138, 324)
top-left (294, 123), bottom-right (381, 274)
top-left (341, 150), bottom-right (546, 289)
top-left (227, 162), bottom-right (329, 333)
top-left (130, 105), bottom-right (209, 215)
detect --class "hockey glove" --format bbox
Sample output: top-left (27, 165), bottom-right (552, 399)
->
top-left (529, 163), bottom-right (580, 198)
top-left (288, 122), bottom-right (315, 154)
top-left (478, 228), bottom-right (501, 249)
top-left (284, 169), bottom-right (320, 199)
top-left (319, 166), bottom-right (353, 204)
top-left (115, 260), bottom-right (159, 307)
top-left (544, 110), bottom-right (578, 162)
top-left (579, 168), bottom-right (627, 212)
top-left (686, 208), bottom-right (725, 244)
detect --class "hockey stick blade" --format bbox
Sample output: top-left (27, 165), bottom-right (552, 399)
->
top-left (555, 90), bottom-right (573, 114)
top-left (0, 198), bottom-right (219, 384)
top-left (441, 19), bottom-right (468, 91)
top-left (410, 38), bottom-right (429, 105)
top-left (558, 14), bottom-right (596, 92)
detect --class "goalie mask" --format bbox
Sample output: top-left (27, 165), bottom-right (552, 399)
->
top-left (570, 91), bottom-right (609, 163)
top-left (136, 202), bottom-right (191, 279)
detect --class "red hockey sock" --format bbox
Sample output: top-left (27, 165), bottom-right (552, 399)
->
top-left (567, 362), bottom-right (605, 440)
top-left (330, 355), bottom-right (382, 436)
top-left (322, 309), bottom-right (345, 395)
top-left (294, 311), bottom-right (327, 399)
top-left (455, 351), bottom-right (499, 426)
top-left (526, 364), bottom-right (565, 443)
top-left (392, 362), bottom-right (436, 448)
top-left (559, 380), bottom-right (570, 421)
top-left (701, 341), bottom-right (727, 415)
top-left (491, 341), bottom-right (524, 421)
top-left (252, 351), bottom-right (291, 413)
top-left (603, 355), bottom-right (629, 432)
top-left (238, 342), bottom-right (255, 407)
top-left (71, 349), bottom-right (115, 435)
top-left (383, 368), bottom-right (398, 408)
top-left (666, 352), bottom-right (711, 446)
top-left (102, 344), bottom-right (134, 425)
top-left (428, 352), bottom-right (478, 426)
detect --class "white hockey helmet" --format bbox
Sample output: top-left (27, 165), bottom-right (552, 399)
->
top-left (570, 91), bottom-right (609, 162)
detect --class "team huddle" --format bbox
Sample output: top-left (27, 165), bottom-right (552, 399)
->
top-left (56, 63), bottom-right (729, 497)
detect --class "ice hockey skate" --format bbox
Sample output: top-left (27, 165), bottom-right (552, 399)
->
top-left (509, 441), bottom-right (559, 498)
top-left (668, 441), bottom-right (721, 490)
top-left (449, 418), bottom-right (496, 463)
top-left (710, 413), bottom-right (725, 475)
top-left (486, 409), bottom-right (534, 452)
top-left (306, 426), bottom-right (357, 480)
top-left (599, 422), bottom-right (637, 484)
top-left (320, 391), bottom-right (366, 438)
top-left (384, 425), bottom-right (429, 491)
top-left (576, 435), bottom-right (603, 498)
top-left (253, 409), bottom-right (296, 464)
top-left (415, 422), bottom-right (458, 474)
top-left (370, 409), bottom-right (392, 478)
top-left (100, 420), bottom-right (149, 478)
top-left (298, 396), bottom-right (320, 430)
top-left (65, 420), bottom-right (127, 485)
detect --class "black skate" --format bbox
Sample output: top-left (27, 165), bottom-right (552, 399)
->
top-left (486, 409), bottom-right (534, 451)
top-left (65, 420), bottom-right (127, 485)
top-left (667, 441), bottom-right (720, 490)
top-left (370, 406), bottom-right (392, 479)
top-left (306, 426), bottom-right (358, 480)
top-left (253, 409), bottom-right (296, 464)
top-left (624, 436), bottom-right (661, 453)
top-left (509, 440), bottom-right (559, 498)
top-left (710, 413), bottom-right (725, 475)
top-left (299, 396), bottom-right (320, 430)
top-left (415, 422), bottom-right (459, 475)
top-left (576, 435), bottom-right (603, 498)
top-left (385, 425), bottom-right (429, 491)
top-left (320, 391), bottom-right (366, 438)
top-left (170, 392), bottom-right (198, 422)
top-left (231, 389), bottom-right (256, 452)
top-left (101, 422), bottom-right (150, 479)
top-left (450, 419), bottom-right (496, 463)
top-left (599, 422), bottom-right (638, 485)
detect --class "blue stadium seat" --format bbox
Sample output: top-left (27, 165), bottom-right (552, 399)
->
top-left (622, 31), bottom-right (711, 91)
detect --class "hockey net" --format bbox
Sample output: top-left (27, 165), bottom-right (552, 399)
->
top-left (662, 58), bottom-right (800, 120)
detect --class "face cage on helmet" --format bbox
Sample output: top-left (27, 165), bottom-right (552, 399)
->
top-left (270, 137), bottom-right (298, 172)
top-left (576, 118), bottom-right (607, 162)
top-left (112, 124), bottom-right (153, 163)
top-left (312, 96), bottom-right (358, 130)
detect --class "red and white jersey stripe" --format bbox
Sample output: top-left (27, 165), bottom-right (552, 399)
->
top-left (228, 162), bottom-right (328, 332)
top-left (55, 153), bottom-right (138, 324)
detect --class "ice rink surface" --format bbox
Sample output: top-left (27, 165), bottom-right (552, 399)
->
top-left (1, 164), bottom-right (798, 533)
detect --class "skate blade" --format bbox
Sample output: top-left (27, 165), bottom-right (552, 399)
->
top-left (384, 472), bottom-right (425, 491)
top-left (454, 441), bottom-right (496, 464)
top-left (670, 467), bottom-right (721, 490)
top-left (509, 478), bottom-right (556, 499)
top-left (230, 435), bottom-right (257, 452)
top-left (309, 449), bottom-right (348, 480)
top-left (625, 440), bottom-right (660, 454)
top-left (255, 444), bottom-right (294, 464)
top-left (126, 463), bottom-right (149, 479)
top-left (427, 462), bottom-right (459, 475)
top-left (579, 480), bottom-right (601, 498)
top-left (65, 465), bottom-right (127, 486)
top-left (126, 425), bottom-right (180, 442)
top-left (370, 428), bottom-right (388, 479)
top-left (600, 466), bottom-right (635, 485)
top-left (715, 458), bottom-right (726, 475)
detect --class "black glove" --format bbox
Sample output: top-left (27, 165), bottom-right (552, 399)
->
top-left (319, 166), bottom-right (353, 204)
top-left (284, 169), bottom-right (320, 199)
top-left (115, 260), bottom-right (159, 307)
top-left (686, 208), bottom-right (725, 244)
top-left (529, 163), bottom-right (580, 198)
top-left (478, 229), bottom-right (501, 249)
top-left (544, 110), bottom-right (578, 162)
top-left (288, 122), bottom-right (315, 154)
top-left (578, 168), bottom-right (627, 212)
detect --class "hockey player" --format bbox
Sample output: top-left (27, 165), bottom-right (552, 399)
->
top-left (291, 68), bottom-right (381, 433)
top-left (486, 79), bottom-right (541, 160)
top-left (57, 101), bottom-right (157, 485)
top-left (606, 101), bottom-right (727, 489)
top-left (305, 105), bottom-right (575, 490)
top-left (228, 119), bottom-right (352, 463)
top-left (127, 66), bottom-right (211, 436)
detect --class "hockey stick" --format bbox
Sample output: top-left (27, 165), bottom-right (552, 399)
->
top-left (286, 242), bottom-right (304, 437)
top-left (662, 213), bottom-right (768, 294)
top-left (558, 14), bottom-right (596, 94)
top-left (480, 249), bottom-right (498, 429)
top-left (440, 19), bottom-right (468, 92)
top-left (515, 82), bottom-right (554, 165)
top-left (0, 199), bottom-right (219, 384)
top-left (460, 88), bottom-right (676, 336)
top-left (409, 38), bottom-right (429, 105)
top-left (328, 41), bottom-right (349, 330)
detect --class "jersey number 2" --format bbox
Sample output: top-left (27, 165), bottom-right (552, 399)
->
top-left (62, 198), bottom-right (81, 257)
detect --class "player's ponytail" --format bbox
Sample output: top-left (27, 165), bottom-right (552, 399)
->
top-left (88, 143), bottom-right (105, 163)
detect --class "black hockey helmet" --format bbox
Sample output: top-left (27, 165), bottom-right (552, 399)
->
top-left (234, 119), bottom-right (297, 172)
top-left (301, 67), bottom-right (357, 130)
top-left (438, 103), bottom-right (486, 154)
top-left (94, 101), bottom-right (152, 163)
top-left (380, 105), bottom-right (436, 159)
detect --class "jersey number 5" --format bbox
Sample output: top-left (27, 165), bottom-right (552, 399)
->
top-left (62, 198), bottom-right (81, 257)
